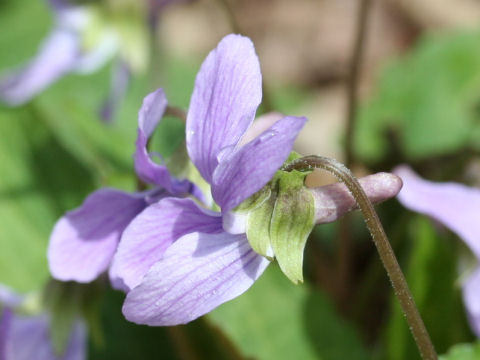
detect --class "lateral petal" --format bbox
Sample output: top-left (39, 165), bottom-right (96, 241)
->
top-left (122, 232), bottom-right (270, 326)
top-left (186, 34), bottom-right (262, 183)
top-left (110, 198), bottom-right (223, 291)
top-left (212, 115), bottom-right (307, 212)
top-left (134, 88), bottom-right (192, 194)
top-left (48, 189), bottom-right (147, 283)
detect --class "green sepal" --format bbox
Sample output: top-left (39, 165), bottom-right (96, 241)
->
top-left (269, 170), bottom-right (315, 284)
top-left (235, 185), bottom-right (272, 214)
top-left (284, 151), bottom-right (303, 165)
top-left (246, 186), bottom-right (277, 259)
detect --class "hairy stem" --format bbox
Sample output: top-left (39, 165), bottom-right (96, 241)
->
top-left (284, 156), bottom-right (437, 360)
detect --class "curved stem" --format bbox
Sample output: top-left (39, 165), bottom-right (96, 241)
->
top-left (165, 106), bottom-right (187, 122)
top-left (284, 155), bottom-right (437, 360)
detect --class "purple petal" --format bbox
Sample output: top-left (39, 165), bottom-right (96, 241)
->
top-left (48, 189), bottom-right (147, 283)
top-left (186, 34), bottom-right (262, 183)
top-left (394, 165), bottom-right (480, 259)
top-left (100, 61), bottom-right (131, 123)
top-left (212, 115), bottom-right (307, 212)
top-left (0, 308), bottom-right (13, 359)
top-left (110, 198), bottom-right (223, 291)
top-left (134, 89), bottom-right (192, 194)
top-left (462, 267), bottom-right (480, 337)
top-left (122, 232), bottom-right (270, 326)
top-left (0, 284), bottom-right (23, 308)
top-left (49, 0), bottom-right (75, 12)
top-left (5, 314), bottom-right (86, 360)
top-left (0, 29), bottom-right (79, 106)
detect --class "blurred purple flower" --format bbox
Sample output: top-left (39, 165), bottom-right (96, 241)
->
top-left (48, 88), bottom-right (197, 290)
top-left (0, 0), bottom-right (187, 122)
top-left (0, 285), bottom-right (86, 360)
top-left (110, 34), bottom-right (307, 326)
top-left (0, 0), bottom-right (120, 108)
top-left (394, 165), bottom-right (480, 337)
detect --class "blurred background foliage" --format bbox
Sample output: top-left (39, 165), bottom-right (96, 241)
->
top-left (1, 0), bottom-right (480, 358)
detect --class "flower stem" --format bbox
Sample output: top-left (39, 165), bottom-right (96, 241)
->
top-left (284, 155), bottom-right (437, 360)
top-left (165, 106), bottom-right (187, 122)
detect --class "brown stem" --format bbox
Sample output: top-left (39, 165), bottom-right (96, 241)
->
top-left (345, 0), bottom-right (372, 167)
top-left (284, 156), bottom-right (437, 360)
top-left (337, 0), bottom-right (374, 310)
top-left (335, 0), bottom-right (373, 308)
top-left (165, 106), bottom-right (187, 122)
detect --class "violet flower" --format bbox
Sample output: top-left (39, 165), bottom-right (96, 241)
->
top-left (394, 165), bottom-right (480, 337)
top-left (0, 285), bottom-right (86, 360)
top-left (48, 88), bottom-right (196, 290)
top-left (111, 34), bottom-right (403, 326)
top-left (109, 34), bottom-right (305, 325)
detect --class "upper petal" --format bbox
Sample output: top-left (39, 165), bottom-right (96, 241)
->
top-left (48, 189), bottom-right (147, 283)
top-left (462, 267), bottom-right (480, 337)
top-left (394, 165), bottom-right (480, 259)
top-left (0, 29), bottom-right (79, 105)
top-left (186, 34), bottom-right (262, 183)
top-left (122, 232), bottom-right (270, 326)
top-left (212, 115), bottom-right (307, 212)
top-left (110, 197), bottom-right (223, 291)
top-left (134, 88), bottom-right (192, 194)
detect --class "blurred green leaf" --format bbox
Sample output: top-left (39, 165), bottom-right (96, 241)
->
top-left (384, 217), bottom-right (473, 360)
top-left (209, 265), bottom-right (369, 360)
top-left (355, 30), bottom-right (480, 163)
top-left (88, 288), bottom-right (180, 360)
top-left (0, 0), bottom-right (50, 69)
top-left (440, 341), bottom-right (480, 360)
top-left (0, 108), bottom-right (95, 292)
top-left (46, 282), bottom-right (85, 356)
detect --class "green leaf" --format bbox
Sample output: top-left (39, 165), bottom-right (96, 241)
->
top-left (270, 170), bottom-right (315, 283)
top-left (440, 342), bottom-right (480, 360)
top-left (209, 265), bottom-right (369, 360)
top-left (355, 30), bottom-right (480, 163)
